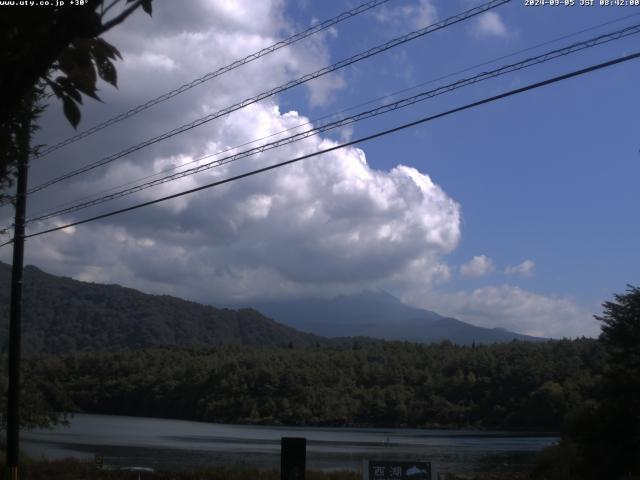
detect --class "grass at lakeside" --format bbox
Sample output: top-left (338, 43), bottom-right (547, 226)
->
top-left (3, 457), bottom-right (359, 480)
top-left (0, 456), bottom-right (531, 480)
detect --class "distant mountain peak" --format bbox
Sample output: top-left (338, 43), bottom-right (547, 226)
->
top-left (349, 288), bottom-right (405, 302)
top-left (24, 264), bottom-right (44, 273)
top-left (248, 291), bottom-right (545, 345)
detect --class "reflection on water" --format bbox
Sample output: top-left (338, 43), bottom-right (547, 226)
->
top-left (23, 414), bottom-right (557, 475)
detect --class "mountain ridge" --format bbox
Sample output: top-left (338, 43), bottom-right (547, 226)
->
top-left (0, 262), bottom-right (544, 352)
top-left (245, 290), bottom-right (545, 344)
top-left (0, 261), bottom-right (325, 353)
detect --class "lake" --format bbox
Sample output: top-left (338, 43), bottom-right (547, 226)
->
top-left (22, 414), bottom-right (557, 476)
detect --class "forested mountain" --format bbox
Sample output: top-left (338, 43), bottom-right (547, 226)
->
top-left (0, 262), bottom-right (324, 353)
top-left (246, 290), bottom-right (545, 344)
top-left (1, 262), bottom-right (543, 354)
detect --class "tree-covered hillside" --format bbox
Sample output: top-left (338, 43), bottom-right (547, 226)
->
top-left (12, 339), bottom-right (604, 431)
top-left (0, 262), bottom-right (324, 352)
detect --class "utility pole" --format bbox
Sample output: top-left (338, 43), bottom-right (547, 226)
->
top-left (5, 95), bottom-right (32, 480)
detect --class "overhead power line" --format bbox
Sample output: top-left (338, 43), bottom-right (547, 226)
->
top-left (2, 49), bottom-right (635, 247)
top-left (24, 11), bottom-right (640, 222)
top-left (25, 0), bottom-right (510, 197)
top-left (22, 22), bottom-right (640, 225)
top-left (34, 0), bottom-right (393, 159)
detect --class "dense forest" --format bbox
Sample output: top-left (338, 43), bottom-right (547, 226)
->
top-left (7, 338), bottom-right (603, 432)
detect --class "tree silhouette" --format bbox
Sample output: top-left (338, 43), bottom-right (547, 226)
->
top-left (593, 285), bottom-right (640, 477)
top-left (533, 286), bottom-right (640, 479)
top-left (0, 1), bottom-right (153, 436)
top-left (0, 0), bottom-right (152, 195)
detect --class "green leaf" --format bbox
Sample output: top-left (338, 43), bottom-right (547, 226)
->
top-left (74, 82), bottom-right (102, 102)
top-left (57, 77), bottom-right (83, 103)
top-left (56, 41), bottom-right (102, 101)
top-left (61, 95), bottom-right (81, 129)
top-left (45, 78), bottom-right (63, 99)
top-left (67, 41), bottom-right (96, 80)
top-left (96, 59), bottom-right (117, 87)
top-left (92, 38), bottom-right (121, 61)
top-left (68, 68), bottom-right (101, 102)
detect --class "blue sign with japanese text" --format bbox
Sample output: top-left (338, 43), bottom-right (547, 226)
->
top-left (368, 460), bottom-right (432, 480)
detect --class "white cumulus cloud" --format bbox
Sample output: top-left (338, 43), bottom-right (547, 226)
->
top-left (403, 284), bottom-right (599, 338)
top-left (3, 0), bottom-right (454, 304)
top-left (473, 11), bottom-right (509, 38)
top-left (373, 0), bottom-right (437, 30)
top-left (460, 255), bottom-right (494, 278)
top-left (20, 100), bottom-right (462, 304)
top-left (506, 259), bottom-right (535, 276)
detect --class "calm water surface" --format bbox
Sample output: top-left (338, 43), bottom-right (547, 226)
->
top-left (22, 414), bottom-right (557, 475)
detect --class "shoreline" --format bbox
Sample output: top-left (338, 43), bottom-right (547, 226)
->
top-left (49, 411), bottom-right (561, 436)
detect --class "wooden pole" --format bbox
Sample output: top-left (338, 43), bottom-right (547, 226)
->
top-left (5, 96), bottom-right (32, 480)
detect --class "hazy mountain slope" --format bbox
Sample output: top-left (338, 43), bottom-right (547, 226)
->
top-left (247, 291), bottom-right (545, 345)
top-left (245, 290), bottom-right (443, 337)
top-left (0, 262), bottom-right (324, 353)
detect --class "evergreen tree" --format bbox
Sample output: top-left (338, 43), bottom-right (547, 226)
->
top-left (593, 285), bottom-right (640, 477)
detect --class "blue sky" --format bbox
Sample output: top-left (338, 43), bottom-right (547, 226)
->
top-left (283, 0), bottom-right (640, 319)
top-left (1, 0), bottom-right (638, 337)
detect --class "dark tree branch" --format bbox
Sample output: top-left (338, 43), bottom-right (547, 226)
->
top-left (101, 0), bottom-right (122, 20)
top-left (98, 0), bottom-right (143, 35)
